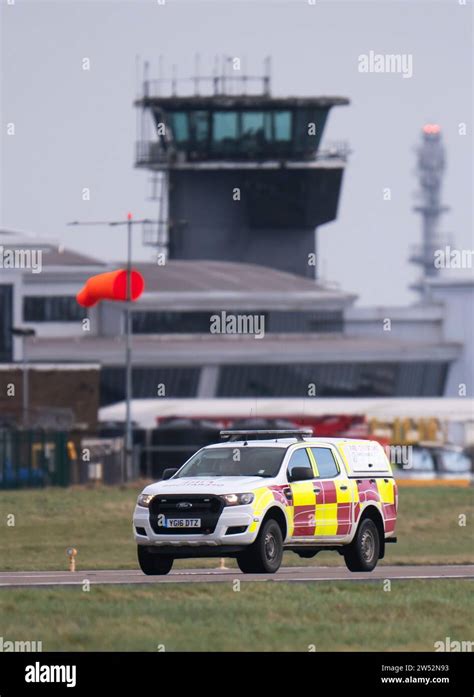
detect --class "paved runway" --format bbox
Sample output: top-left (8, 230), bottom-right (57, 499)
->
top-left (0, 565), bottom-right (472, 588)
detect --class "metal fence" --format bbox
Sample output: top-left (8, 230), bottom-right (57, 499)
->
top-left (74, 437), bottom-right (139, 485)
top-left (0, 430), bottom-right (142, 489)
top-left (0, 425), bottom-right (220, 488)
top-left (0, 430), bottom-right (69, 489)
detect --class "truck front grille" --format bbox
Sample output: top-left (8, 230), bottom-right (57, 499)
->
top-left (149, 494), bottom-right (224, 534)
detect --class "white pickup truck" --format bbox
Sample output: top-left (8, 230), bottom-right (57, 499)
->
top-left (133, 430), bottom-right (398, 575)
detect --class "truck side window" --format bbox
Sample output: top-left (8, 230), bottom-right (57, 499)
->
top-left (310, 448), bottom-right (339, 478)
top-left (287, 448), bottom-right (313, 481)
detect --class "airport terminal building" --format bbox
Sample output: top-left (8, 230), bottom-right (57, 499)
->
top-left (0, 229), bottom-right (471, 409)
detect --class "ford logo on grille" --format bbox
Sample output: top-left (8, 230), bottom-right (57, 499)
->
top-left (177, 502), bottom-right (192, 509)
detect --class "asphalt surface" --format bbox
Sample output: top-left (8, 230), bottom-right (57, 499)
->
top-left (0, 565), bottom-right (472, 588)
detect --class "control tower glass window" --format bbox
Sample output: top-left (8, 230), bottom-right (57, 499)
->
top-left (241, 111), bottom-right (266, 151)
top-left (169, 111), bottom-right (189, 144)
top-left (155, 106), bottom-right (328, 159)
top-left (274, 111), bottom-right (291, 141)
top-left (213, 112), bottom-right (238, 141)
top-left (294, 108), bottom-right (327, 153)
top-left (212, 111), bottom-right (239, 156)
top-left (192, 110), bottom-right (209, 143)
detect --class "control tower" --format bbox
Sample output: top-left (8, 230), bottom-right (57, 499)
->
top-left (135, 60), bottom-right (349, 278)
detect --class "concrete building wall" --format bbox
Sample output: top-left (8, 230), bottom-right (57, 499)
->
top-left (345, 305), bottom-right (444, 342)
top-left (426, 279), bottom-right (474, 397)
top-left (169, 169), bottom-right (344, 278)
top-left (97, 303), bottom-right (123, 337)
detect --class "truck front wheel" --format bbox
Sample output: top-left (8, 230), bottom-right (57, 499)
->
top-left (237, 519), bottom-right (283, 574)
top-left (137, 546), bottom-right (174, 575)
top-left (344, 518), bottom-right (380, 572)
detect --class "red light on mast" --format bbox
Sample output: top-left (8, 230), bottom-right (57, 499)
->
top-left (423, 124), bottom-right (441, 135)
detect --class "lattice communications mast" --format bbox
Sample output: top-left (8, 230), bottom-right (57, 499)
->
top-left (410, 124), bottom-right (450, 294)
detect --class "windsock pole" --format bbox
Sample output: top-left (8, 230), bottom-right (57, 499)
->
top-left (68, 215), bottom-right (152, 483)
top-left (124, 213), bottom-right (133, 482)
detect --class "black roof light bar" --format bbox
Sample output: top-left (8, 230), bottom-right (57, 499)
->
top-left (220, 429), bottom-right (314, 442)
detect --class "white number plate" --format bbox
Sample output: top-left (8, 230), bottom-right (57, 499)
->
top-left (166, 518), bottom-right (201, 528)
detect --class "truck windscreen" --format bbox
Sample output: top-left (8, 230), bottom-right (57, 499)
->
top-left (176, 447), bottom-right (285, 478)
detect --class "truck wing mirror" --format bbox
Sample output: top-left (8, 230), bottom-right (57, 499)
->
top-left (162, 468), bottom-right (178, 480)
top-left (288, 467), bottom-right (314, 482)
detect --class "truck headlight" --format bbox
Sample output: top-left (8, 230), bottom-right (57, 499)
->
top-left (137, 493), bottom-right (154, 508)
top-left (221, 493), bottom-right (255, 506)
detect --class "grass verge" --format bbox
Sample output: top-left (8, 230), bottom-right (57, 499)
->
top-left (0, 580), bottom-right (472, 651)
top-left (0, 484), bottom-right (472, 571)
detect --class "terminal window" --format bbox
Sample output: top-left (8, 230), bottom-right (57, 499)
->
top-left (0, 285), bottom-right (13, 361)
top-left (23, 296), bottom-right (86, 322)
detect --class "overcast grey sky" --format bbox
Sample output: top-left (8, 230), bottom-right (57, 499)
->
top-left (1, 0), bottom-right (472, 306)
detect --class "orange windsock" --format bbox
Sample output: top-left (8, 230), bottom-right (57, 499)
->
top-left (76, 269), bottom-right (145, 308)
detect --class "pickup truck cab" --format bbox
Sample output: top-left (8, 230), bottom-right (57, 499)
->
top-left (133, 430), bottom-right (398, 575)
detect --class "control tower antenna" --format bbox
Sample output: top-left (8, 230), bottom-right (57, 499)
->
top-left (410, 124), bottom-right (450, 295)
top-left (264, 55), bottom-right (271, 97)
top-left (194, 53), bottom-right (200, 96)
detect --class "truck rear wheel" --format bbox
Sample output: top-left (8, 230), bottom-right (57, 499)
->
top-left (237, 519), bottom-right (283, 574)
top-left (137, 546), bottom-right (173, 575)
top-left (344, 518), bottom-right (380, 572)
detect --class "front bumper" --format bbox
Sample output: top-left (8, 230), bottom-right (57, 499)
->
top-left (133, 502), bottom-right (259, 547)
